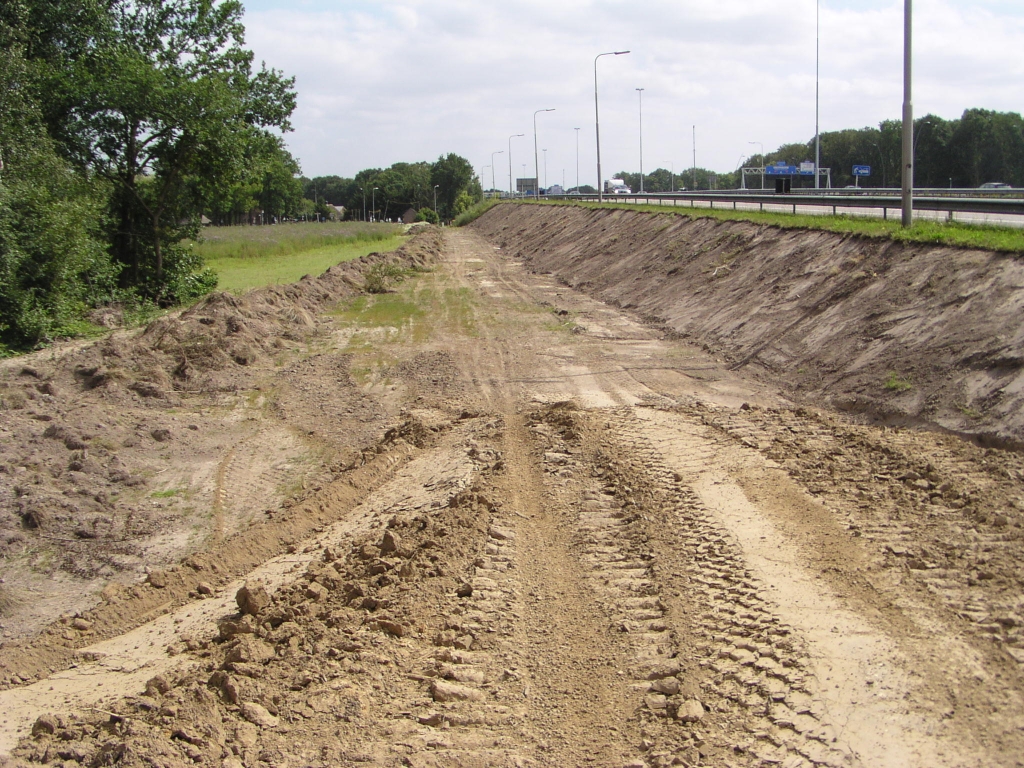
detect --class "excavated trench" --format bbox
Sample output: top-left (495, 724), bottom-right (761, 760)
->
top-left (471, 203), bottom-right (1024, 448)
top-left (0, 213), bottom-right (1022, 767)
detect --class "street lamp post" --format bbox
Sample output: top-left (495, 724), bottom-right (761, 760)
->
top-left (534, 108), bottom-right (555, 196)
top-left (901, 0), bottom-right (913, 227)
top-left (372, 187), bottom-right (378, 222)
top-left (508, 134), bottom-right (524, 197)
top-left (433, 184), bottom-right (439, 222)
top-left (636, 88), bottom-right (644, 193)
top-left (692, 125), bottom-right (697, 191)
top-left (491, 150), bottom-right (504, 195)
top-left (749, 141), bottom-right (764, 189)
top-left (815, 0), bottom-right (820, 189)
top-left (594, 50), bottom-right (630, 202)
top-left (574, 127), bottom-right (580, 193)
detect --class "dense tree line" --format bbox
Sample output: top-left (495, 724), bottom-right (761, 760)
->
top-left (621, 109), bottom-right (1024, 192)
top-left (0, 0), bottom-right (296, 352)
top-left (300, 154), bottom-right (483, 223)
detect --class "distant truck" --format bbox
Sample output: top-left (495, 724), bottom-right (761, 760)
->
top-left (604, 178), bottom-right (631, 194)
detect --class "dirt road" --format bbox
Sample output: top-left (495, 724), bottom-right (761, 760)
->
top-left (2, 227), bottom-right (1023, 767)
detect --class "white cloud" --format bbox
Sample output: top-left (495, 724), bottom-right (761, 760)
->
top-left (243, 0), bottom-right (1024, 186)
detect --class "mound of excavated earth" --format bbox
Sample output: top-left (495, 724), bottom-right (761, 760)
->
top-left (471, 203), bottom-right (1024, 447)
top-left (1, 220), bottom-right (1023, 767)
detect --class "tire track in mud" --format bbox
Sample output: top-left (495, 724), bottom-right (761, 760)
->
top-left (1, 415), bottom-right (498, 763)
top-left (210, 426), bottom-right (312, 543)
top-left (698, 404), bottom-right (1024, 665)
top-left (447, 228), bottom-right (1021, 766)
top-left (530, 405), bottom-right (866, 768)
top-left (607, 404), bottom-right (1019, 767)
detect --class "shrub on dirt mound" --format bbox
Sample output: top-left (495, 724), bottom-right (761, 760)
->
top-left (65, 228), bottom-right (442, 394)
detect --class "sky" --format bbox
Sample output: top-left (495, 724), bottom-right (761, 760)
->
top-left (241, 0), bottom-right (1024, 190)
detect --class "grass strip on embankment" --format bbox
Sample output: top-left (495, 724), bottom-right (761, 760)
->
top-left (501, 198), bottom-right (1024, 253)
top-left (194, 222), bottom-right (407, 293)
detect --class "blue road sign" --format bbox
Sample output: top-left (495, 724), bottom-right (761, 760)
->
top-left (765, 164), bottom-right (799, 176)
top-left (853, 165), bottom-right (871, 176)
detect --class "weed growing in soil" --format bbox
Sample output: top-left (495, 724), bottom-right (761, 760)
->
top-left (364, 263), bottom-right (409, 294)
top-left (884, 371), bottom-right (913, 392)
top-left (514, 200), bottom-right (1024, 253)
top-left (150, 488), bottom-right (184, 498)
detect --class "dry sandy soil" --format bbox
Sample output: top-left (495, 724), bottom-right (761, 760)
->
top-left (0, 209), bottom-right (1022, 767)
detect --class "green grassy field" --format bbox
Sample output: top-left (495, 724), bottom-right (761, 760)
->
top-left (501, 199), bottom-right (1024, 253)
top-left (195, 222), bottom-right (407, 293)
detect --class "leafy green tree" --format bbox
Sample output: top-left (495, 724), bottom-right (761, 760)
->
top-left (950, 109), bottom-right (1024, 187)
top-left (29, 0), bottom-right (296, 302)
top-left (0, 43), bottom-right (116, 351)
top-left (257, 144), bottom-right (303, 222)
top-left (431, 153), bottom-right (478, 220)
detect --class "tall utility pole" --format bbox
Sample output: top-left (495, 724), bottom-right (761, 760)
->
top-left (901, 0), bottom-right (914, 227)
top-left (491, 150), bottom-right (503, 195)
top-left (595, 50), bottom-right (630, 202)
top-left (814, 0), bottom-right (820, 189)
top-left (636, 88), bottom-right (645, 193)
top-left (534, 108), bottom-right (555, 196)
top-left (692, 126), bottom-right (697, 191)
top-left (574, 128), bottom-right (580, 192)
top-left (508, 134), bottom-right (524, 196)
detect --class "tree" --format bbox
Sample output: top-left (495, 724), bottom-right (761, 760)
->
top-left (431, 153), bottom-right (477, 221)
top-left (30, 0), bottom-right (296, 302)
top-left (0, 41), bottom-right (116, 351)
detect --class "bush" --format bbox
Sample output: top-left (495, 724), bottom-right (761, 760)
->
top-left (364, 262), bottom-right (407, 294)
top-left (415, 207), bottom-right (439, 225)
top-left (0, 54), bottom-right (118, 352)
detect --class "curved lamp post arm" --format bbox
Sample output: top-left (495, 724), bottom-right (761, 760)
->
top-left (595, 50), bottom-right (630, 202)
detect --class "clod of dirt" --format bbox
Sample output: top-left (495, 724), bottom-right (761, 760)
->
top-left (235, 582), bottom-right (271, 616)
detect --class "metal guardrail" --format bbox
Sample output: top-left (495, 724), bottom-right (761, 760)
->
top-left (542, 191), bottom-right (1024, 220)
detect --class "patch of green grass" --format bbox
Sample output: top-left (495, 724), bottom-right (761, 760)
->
top-left (958, 404), bottom-right (983, 419)
top-left (333, 292), bottom-right (426, 329)
top-left (205, 235), bottom-right (408, 293)
top-left (454, 199), bottom-right (502, 227)
top-left (442, 286), bottom-right (478, 336)
top-left (511, 200), bottom-right (1024, 253)
top-left (151, 488), bottom-right (184, 498)
top-left (884, 371), bottom-right (913, 392)
top-left (194, 221), bottom-right (402, 261)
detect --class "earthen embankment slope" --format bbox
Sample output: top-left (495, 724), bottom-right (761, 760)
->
top-left (472, 203), bottom-right (1024, 444)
